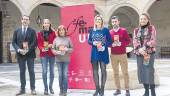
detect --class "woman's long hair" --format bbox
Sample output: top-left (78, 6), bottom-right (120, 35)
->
top-left (42, 19), bottom-right (52, 32)
top-left (93, 14), bottom-right (104, 31)
top-left (41, 19), bottom-right (52, 41)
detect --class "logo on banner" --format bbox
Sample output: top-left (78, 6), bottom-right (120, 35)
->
top-left (67, 16), bottom-right (93, 43)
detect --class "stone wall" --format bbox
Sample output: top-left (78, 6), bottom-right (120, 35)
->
top-left (1, 0), bottom-right (170, 62)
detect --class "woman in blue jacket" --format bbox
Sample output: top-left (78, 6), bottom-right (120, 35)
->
top-left (88, 15), bottom-right (112, 96)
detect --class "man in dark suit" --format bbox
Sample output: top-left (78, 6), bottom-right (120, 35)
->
top-left (12, 15), bottom-right (37, 95)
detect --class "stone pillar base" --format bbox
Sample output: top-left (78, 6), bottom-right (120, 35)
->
top-left (104, 65), bottom-right (160, 90)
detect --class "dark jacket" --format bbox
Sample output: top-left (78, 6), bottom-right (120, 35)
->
top-left (12, 27), bottom-right (37, 58)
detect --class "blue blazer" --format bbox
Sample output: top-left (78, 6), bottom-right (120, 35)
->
top-left (12, 27), bottom-right (37, 58)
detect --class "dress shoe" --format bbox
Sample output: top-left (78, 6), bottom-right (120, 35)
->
top-left (16, 90), bottom-right (25, 96)
top-left (63, 92), bottom-right (67, 96)
top-left (59, 90), bottom-right (63, 96)
top-left (125, 90), bottom-right (130, 96)
top-left (44, 89), bottom-right (48, 95)
top-left (113, 89), bottom-right (121, 95)
top-left (50, 89), bottom-right (54, 94)
top-left (31, 90), bottom-right (36, 95)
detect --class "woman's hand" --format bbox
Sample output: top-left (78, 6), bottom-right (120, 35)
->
top-left (42, 48), bottom-right (47, 52)
top-left (48, 44), bottom-right (53, 48)
top-left (59, 45), bottom-right (66, 51)
top-left (143, 53), bottom-right (150, 61)
top-left (139, 48), bottom-right (146, 55)
top-left (96, 41), bottom-right (102, 48)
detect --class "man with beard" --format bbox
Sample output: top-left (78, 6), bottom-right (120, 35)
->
top-left (110, 16), bottom-right (131, 96)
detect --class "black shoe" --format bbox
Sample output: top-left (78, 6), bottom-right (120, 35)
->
top-left (125, 90), bottom-right (130, 96)
top-left (16, 90), bottom-right (25, 96)
top-left (113, 89), bottom-right (121, 95)
top-left (63, 91), bottom-right (67, 96)
top-left (59, 92), bottom-right (63, 96)
top-left (31, 90), bottom-right (36, 95)
top-left (50, 89), bottom-right (54, 94)
top-left (59, 90), bottom-right (63, 96)
top-left (44, 89), bottom-right (48, 95)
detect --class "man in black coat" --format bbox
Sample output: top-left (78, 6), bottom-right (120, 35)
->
top-left (12, 15), bottom-right (37, 95)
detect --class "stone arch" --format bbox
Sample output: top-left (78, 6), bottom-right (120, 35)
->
top-left (143, 0), bottom-right (156, 13)
top-left (107, 3), bottom-right (140, 23)
top-left (29, 2), bottom-right (60, 31)
top-left (28, 0), bottom-right (63, 15)
top-left (108, 6), bottom-right (139, 34)
top-left (148, 0), bottom-right (170, 58)
top-left (9, 0), bottom-right (23, 15)
top-left (95, 6), bottom-right (104, 16)
top-left (1, 0), bottom-right (22, 63)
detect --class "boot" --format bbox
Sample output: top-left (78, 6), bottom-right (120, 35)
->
top-left (99, 86), bottom-right (104, 96)
top-left (150, 84), bottom-right (156, 96)
top-left (143, 84), bottom-right (149, 96)
top-left (93, 87), bottom-right (100, 96)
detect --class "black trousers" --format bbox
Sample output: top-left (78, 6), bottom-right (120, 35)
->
top-left (92, 61), bottom-right (107, 90)
top-left (18, 57), bottom-right (35, 90)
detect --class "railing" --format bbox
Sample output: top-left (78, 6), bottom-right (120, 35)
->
top-left (160, 46), bottom-right (170, 58)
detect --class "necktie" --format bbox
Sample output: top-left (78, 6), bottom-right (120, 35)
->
top-left (23, 27), bottom-right (26, 36)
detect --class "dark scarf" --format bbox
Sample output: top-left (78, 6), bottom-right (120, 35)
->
top-left (140, 22), bottom-right (149, 46)
top-left (42, 29), bottom-right (52, 41)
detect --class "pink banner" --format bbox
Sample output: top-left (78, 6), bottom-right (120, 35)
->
top-left (60, 4), bottom-right (95, 89)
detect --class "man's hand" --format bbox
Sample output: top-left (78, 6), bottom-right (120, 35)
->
top-left (112, 42), bottom-right (121, 47)
top-left (18, 49), bottom-right (27, 55)
top-left (112, 42), bottom-right (117, 47)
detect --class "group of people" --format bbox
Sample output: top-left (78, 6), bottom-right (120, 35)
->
top-left (12, 12), bottom-right (157, 96)
top-left (12, 15), bottom-right (73, 96)
top-left (88, 13), bottom-right (157, 96)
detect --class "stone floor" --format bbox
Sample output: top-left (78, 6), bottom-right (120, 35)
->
top-left (0, 59), bottom-right (170, 96)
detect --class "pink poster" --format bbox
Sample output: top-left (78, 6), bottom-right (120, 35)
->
top-left (60, 4), bottom-right (95, 89)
